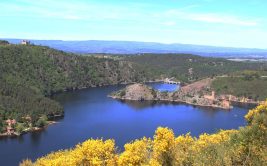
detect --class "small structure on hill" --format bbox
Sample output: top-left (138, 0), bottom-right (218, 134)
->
top-left (21, 40), bottom-right (30, 45)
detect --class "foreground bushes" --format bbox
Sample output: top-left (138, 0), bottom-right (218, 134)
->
top-left (21, 101), bottom-right (267, 166)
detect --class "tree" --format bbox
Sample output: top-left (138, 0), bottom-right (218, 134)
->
top-left (15, 123), bottom-right (25, 134)
top-left (35, 115), bottom-right (48, 128)
top-left (0, 118), bottom-right (5, 133)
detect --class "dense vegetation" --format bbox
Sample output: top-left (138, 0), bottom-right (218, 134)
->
top-left (212, 70), bottom-right (267, 101)
top-left (0, 81), bottom-right (62, 132)
top-left (0, 42), bottom-right (149, 133)
top-left (125, 54), bottom-right (267, 83)
top-left (1, 41), bottom-right (267, 133)
top-left (20, 101), bottom-right (267, 166)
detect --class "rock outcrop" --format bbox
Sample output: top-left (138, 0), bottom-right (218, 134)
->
top-left (110, 83), bottom-right (157, 100)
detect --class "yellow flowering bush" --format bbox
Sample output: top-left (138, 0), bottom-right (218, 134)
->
top-left (34, 139), bottom-right (117, 166)
top-left (245, 100), bottom-right (267, 123)
top-left (173, 133), bottom-right (195, 165)
top-left (152, 127), bottom-right (175, 165)
top-left (193, 129), bottom-right (237, 152)
top-left (118, 137), bottom-right (152, 166)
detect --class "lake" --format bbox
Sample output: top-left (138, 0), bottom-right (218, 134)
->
top-left (0, 83), bottom-right (249, 166)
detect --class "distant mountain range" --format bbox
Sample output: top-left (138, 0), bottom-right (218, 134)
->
top-left (4, 39), bottom-right (267, 59)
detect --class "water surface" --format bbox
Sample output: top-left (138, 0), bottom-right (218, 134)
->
top-left (149, 82), bottom-right (179, 92)
top-left (0, 83), bottom-right (249, 166)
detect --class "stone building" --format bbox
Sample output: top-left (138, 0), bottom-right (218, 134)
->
top-left (21, 40), bottom-right (30, 45)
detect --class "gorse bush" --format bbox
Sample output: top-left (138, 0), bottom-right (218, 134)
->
top-left (118, 137), bottom-right (152, 165)
top-left (20, 100), bottom-right (267, 166)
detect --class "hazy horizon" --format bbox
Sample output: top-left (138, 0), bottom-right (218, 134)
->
top-left (1, 0), bottom-right (267, 49)
top-left (4, 38), bottom-right (267, 50)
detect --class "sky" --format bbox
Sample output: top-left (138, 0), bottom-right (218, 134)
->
top-left (0, 0), bottom-right (267, 48)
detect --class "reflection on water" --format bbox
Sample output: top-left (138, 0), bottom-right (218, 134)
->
top-left (17, 135), bottom-right (25, 144)
top-left (30, 132), bottom-right (42, 146)
top-left (119, 99), bottom-right (228, 117)
top-left (119, 100), bottom-right (160, 110)
top-left (0, 83), bottom-right (249, 166)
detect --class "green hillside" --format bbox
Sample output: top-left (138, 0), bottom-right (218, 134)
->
top-left (212, 70), bottom-right (267, 101)
top-left (0, 42), bottom-right (149, 132)
top-left (1, 41), bottom-right (267, 133)
top-left (126, 54), bottom-right (267, 83)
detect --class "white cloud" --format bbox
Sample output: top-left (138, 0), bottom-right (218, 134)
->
top-left (164, 9), bottom-right (259, 27)
top-left (188, 14), bottom-right (258, 26)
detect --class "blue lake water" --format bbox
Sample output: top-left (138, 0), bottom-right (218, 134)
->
top-left (149, 82), bottom-right (179, 92)
top-left (0, 83), bottom-right (250, 166)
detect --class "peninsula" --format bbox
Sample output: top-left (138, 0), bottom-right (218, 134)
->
top-left (109, 78), bottom-right (233, 109)
top-left (109, 76), bottom-right (266, 109)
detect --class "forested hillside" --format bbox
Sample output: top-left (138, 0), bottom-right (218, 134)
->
top-left (126, 54), bottom-right (267, 83)
top-left (212, 70), bottom-right (267, 101)
top-left (1, 41), bottom-right (267, 134)
top-left (0, 41), bottom-right (150, 133)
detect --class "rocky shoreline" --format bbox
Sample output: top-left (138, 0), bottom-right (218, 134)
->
top-left (109, 81), bottom-right (233, 109)
top-left (0, 114), bottom-right (63, 138)
top-left (110, 94), bottom-right (232, 110)
top-left (0, 121), bottom-right (58, 138)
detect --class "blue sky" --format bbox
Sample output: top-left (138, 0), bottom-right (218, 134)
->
top-left (1, 0), bottom-right (267, 48)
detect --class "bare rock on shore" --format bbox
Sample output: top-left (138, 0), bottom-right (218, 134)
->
top-left (180, 78), bottom-right (213, 95)
top-left (111, 83), bottom-right (157, 100)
